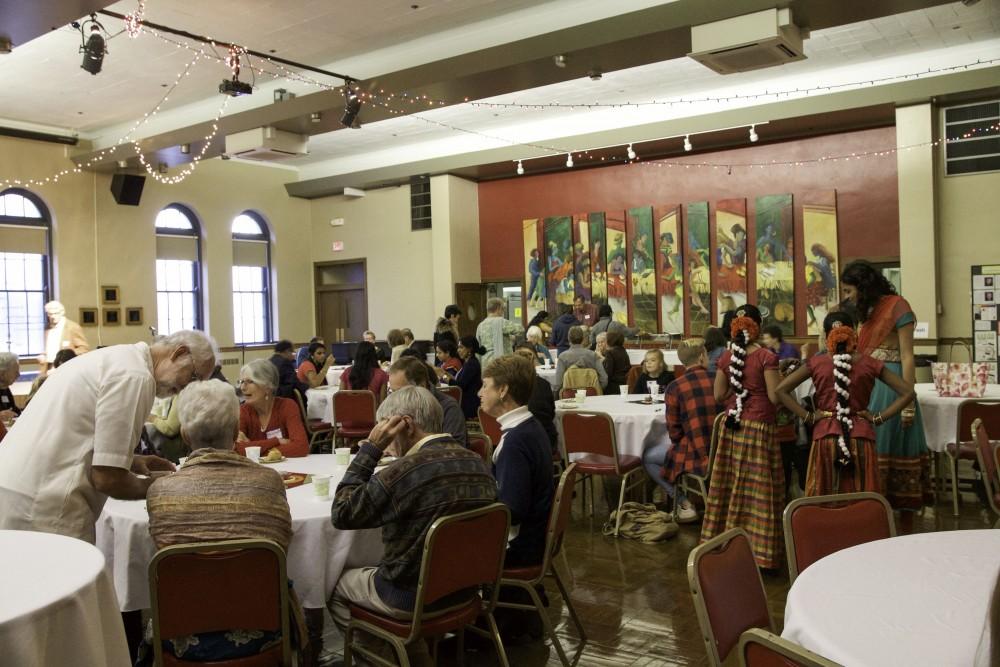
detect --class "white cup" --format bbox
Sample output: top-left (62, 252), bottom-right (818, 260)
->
top-left (245, 446), bottom-right (261, 462)
top-left (575, 389), bottom-right (587, 404)
top-left (647, 381), bottom-right (659, 397)
top-left (335, 447), bottom-right (351, 465)
top-left (177, 457), bottom-right (188, 468)
top-left (619, 386), bottom-right (629, 397)
top-left (543, 359), bottom-right (552, 369)
top-left (312, 474), bottom-right (331, 498)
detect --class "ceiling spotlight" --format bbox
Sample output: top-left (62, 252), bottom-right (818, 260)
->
top-left (180, 143), bottom-right (191, 154)
top-left (157, 162), bottom-right (168, 174)
top-left (516, 160), bottom-right (524, 175)
top-left (683, 135), bottom-right (692, 152)
top-left (553, 54), bottom-right (567, 68)
top-left (116, 160), bottom-right (128, 169)
top-left (341, 83), bottom-right (362, 128)
top-left (588, 70), bottom-right (602, 81)
top-left (626, 144), bottom-right (636, 160)
top-left (565, 153), bottom-right (574, 168)
top-left (310, 112), bottom-right (322, 123)
top-left (749, 125), bottom-right (759, 143)
top-left (76, 14), bottom-right (107, 75)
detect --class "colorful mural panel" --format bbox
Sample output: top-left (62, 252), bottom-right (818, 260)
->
top-left (543, 216), bottom-right (574, 313)
top-left (605, 212), bottom-right (629, 325)
top-left (685, 202), bottom-right (711, 335)
top-left (802, 192), bottom-right (840, 335)
top-left (715, 199), bottom-right (748, 319)
top-left (755, 194), bottom-right (795, 335)
top-left (655, 205), bottom-right (684, 334)
top-left (588, 212), bottom-right (608, 305)
top-left (627, 207), bottom-right (657, 333)
top-left (522, 218), bottom-right (545, 324)
top-left (572, 214), bottom-right (592, 302)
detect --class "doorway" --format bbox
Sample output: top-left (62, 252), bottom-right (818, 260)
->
top-left (314, 260), bottom-right (367, 342)
top-left (454, 283), bottom-right (487, 338)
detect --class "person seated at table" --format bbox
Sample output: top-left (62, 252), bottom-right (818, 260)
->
top-left (270, 340), bottom-right (309, 400)
top-left (632, 349), bottom-right (675, 395)
top-left (762, 325), bottom-right (800, 360)
top-left (602, 331), bottom-right (631, 395)
top-left (441, 335), bottom-right (485, 420)
top-left (589, 304), bottom-right (639, 350)
top-left (144, 394), bottom-right (184, 463)
top-left (24, 349), bottom-right (76, 406)
top-left (642, 339), bottom-right (719, 523)
top-left (297, 341), bottom-right (334, 388)
top-left (515, 345), bottom-right (559, 457)
top-left (339, 341), bottom-right (389, 402)
top-left (433, 304), bottom-right (461, 347)
top-left (139, 379), bottom-right (300, 666)
top-left (555, 326), bottom-right (607, 394)
top-left (387, 328), bottom-right (407, 364)
top-left (389, 356), bottom-right (467, 446)
top-left (237, 359), bottom-right (308, 459)
top-left (434, 339), bottom-right (463, 378)
top-left (525, 326), bottom-right (552, 366)
top-left (776, 311), bottom-right (914, 496)
top-left (526, 310), bottom-right (553, 341)
top-left (594, 331), bottom-right (608, 362)
top-left (362, 330), bottom-right (388, 363)
top-left (704, 326), bottom-right (727, 378)
top-left (296, 336), bottom-right (323, 368)
top-left (328, 386), bottom-right (496, 664)
top-left (0, 352), bottom-right (22, 422)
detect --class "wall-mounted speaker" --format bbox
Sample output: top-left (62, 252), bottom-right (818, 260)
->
top-left (110, 174), bottom-right (145, 206)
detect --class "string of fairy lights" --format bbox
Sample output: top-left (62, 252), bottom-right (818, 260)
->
top-left (2, 4), bottom-right (999, 188)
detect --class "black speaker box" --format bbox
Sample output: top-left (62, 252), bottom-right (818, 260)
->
top-left (110, 174), bottom-right (145, 206)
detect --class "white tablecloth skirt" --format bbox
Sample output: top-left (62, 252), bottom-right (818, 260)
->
top-left (0, 530), bottom-right (131, 667)
top-left (555, 394), bottom-right (669, 459)
top-left (916, 383), bottom-right (1000, 452)
top-left (96, 457), bottom-right (382, 610)
top-left (306, 385), bottom-right (340, 424)
top-left (782, 530), bottom-right (1000, 667)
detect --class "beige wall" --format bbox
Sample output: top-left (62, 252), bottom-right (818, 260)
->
top-left (430, 175), bottom-right (481, 317)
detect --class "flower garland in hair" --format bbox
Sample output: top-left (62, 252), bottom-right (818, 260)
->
top-left (827, 324), bottom-right (858, 467)
top-left (725, 314), bottom-right (758, 429)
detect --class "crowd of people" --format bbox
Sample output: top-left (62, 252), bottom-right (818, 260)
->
top-left (0, 259), bottom-right (932, 664)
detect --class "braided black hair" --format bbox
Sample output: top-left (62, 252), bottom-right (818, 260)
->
top-left (725, 304), bottom-right (762, 430)
top-left (824, 311), bottom-right (857, 467)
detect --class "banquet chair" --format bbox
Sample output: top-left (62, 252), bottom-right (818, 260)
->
top-left (625, 365), bottom-right (642, 393)
top-left (561, 366), bottom-right (603, 395)
top-left (148, 539), bottom-right (292, 667)
top-left (738, 628), bottom-right (842, 667)
top-left (477, 407), bottom-right (502, 445)
top-left (559, 411), bottom-right (644, 536)
top-left (333, 390), bottom-right (377, 448)
top-left (559, 386), bottom-right (599, 400)
top-left (468, 432), bottom-right (493, 465)
top-left (344, 503), bottom-right (511, 667)
top-left (672, 412), bottom-right (726, 521)
top-left (293, 389), bottom-right (334, 454)
top-left (688, 528), bottom-right (775, 667)
top-left (972, 418), bottom-right (1000, 528)
top-left (498, 463), bottom-right (586, 667)
top-left (439, 384), bottom-right (462, 405)
top-left (945, 400), bottom-right (1000, 516)
top-left (782, 492), bottom-right (895, 584)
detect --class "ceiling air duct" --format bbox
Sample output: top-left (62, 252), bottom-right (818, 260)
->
top-left (688, 8), bottom-right (806, 75)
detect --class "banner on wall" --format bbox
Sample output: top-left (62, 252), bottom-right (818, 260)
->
top-left (755, 194), bottom-right (795, 335)
top-left (522, 218), bottom-right (544, 324)
top-left (543, 216), bottom-right (574, 314)
top-left (715, 198), bottom-right (748, 322)
top-left (655, 205), bottom-right (684, 335)
top-left (685, 202), bottom-right (711, 335)
top-left (605, 212), bottom-right (629, 325)
top-left (627, 207), bottom-right (657, 334)
top-left (572, 214), bottom-right (592, 303)
top-left (801, 192), bottom-right (840, 336)
top-left (588, 213), bottom-right (608, 305)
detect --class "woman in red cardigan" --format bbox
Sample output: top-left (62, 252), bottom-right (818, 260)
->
top-left (236, 359), bottom-right (308, 458)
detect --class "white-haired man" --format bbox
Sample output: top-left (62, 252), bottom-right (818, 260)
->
top-left (41, 300), bottom-right (90, 369)
top-left (0, 352), bottom-right (22, 423)
top-left (0, 330), bottom-right (216, 543)
top-left (475, 297), bottom-right (523, 367)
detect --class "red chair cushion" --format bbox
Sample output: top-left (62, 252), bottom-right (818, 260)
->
top-left (573, 454), bottom-right (641, 474)
top-left (502, 564), bottom-right (544, 581)
top-left (349, 599), bottom-right (480, 639)
top-left (308, 420), bottom-right (333, 431)
top-left (946, 442), bottom-right (977, 459)
top-left (337, 427), bottom-right (373, 438)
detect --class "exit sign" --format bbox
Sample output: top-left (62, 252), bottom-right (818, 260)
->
top-left (332, 241), bottom-right (344, 252)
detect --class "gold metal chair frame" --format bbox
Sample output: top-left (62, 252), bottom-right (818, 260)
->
top-left (738, 628), bottom-right (843, 667)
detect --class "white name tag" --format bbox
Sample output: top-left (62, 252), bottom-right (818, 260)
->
top-left (266, 428), bottom-right (283, 440)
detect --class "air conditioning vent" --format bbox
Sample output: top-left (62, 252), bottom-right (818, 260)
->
top-left (688, 8), bottom-right (806, 75)
top-left (225, 127), bottom-right (308, 162)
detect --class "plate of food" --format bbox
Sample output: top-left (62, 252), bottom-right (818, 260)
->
top-left (556, 400), bottom-right (580, 410)
top-left (280, 472), bottom-right (307, 488)
top-left (259, 451), bottom-right (286, 464)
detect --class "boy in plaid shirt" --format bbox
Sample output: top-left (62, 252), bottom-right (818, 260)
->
top-left (641, 339), bottom-right (720, 522)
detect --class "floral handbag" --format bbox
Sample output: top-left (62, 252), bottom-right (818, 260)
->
top-left (932, 341), bottom-right (989, 398)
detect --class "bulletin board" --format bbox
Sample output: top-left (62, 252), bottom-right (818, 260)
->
top-left (972, 265), bottom-right (1000, 371)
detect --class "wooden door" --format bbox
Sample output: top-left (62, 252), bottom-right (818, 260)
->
top-left (455, 283), bottom-right (488, 337)
top-left (315, 260), bottom-right (368, 342)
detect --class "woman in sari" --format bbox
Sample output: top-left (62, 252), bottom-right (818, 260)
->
top-left (841, 261), bottom-right (928, 532)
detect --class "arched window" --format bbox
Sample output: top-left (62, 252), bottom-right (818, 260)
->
top-left (0, 189), bottom-right (52, 356)
top-left (231, 211), bottom-right (272, 344)
top-left (154, 204), bottom-right (202, 334)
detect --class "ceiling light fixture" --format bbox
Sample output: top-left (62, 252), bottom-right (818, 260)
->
top-left (74, 14), bottom-right (108, 75)
top-left (516, 160), bottom-right (524, 175)
top-left (180, 143), bottom-right (191, 154)
top-left (749, 125), bottom-right (759, 142)
top-left (157, 162), bottom-right (168, 173)
top-left (683, 135), bottom-right (692, 152)
top-left (310, 112), bottom-right (322, 123)
top-left (341, 82), bottom-right (362, 128)
top-left (0, 36), bottom-right (12, 54)
top-left (553, 54), bottom-right (567, 68)
top-left (588, 70), bottom-right (602, 81)
top-left (626, 144), bottom-right (636, 160)
top-left (565, 153), bottom-right (574, 168)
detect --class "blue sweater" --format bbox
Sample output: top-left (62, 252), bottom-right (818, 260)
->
top-left (493, 416), bottom-right (554, 567)
top-left (551, 313), bottom-right (579, 356)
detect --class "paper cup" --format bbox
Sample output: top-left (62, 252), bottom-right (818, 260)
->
top-left (543, 359), bottom-right (552, 369)
top-left (177, 457), bottom-right (188, 468)
top-left (619, 386), bottom-right (629, 396)
top-left (335, 447), bottom-right (351, 465)
top-left (312, 474), bottom-right (331, 498)
top-left (575, 389), bottom-right (587, 404)
top-left (647, 381), bottom-right (659, 397)
top-left (245, 446), bottom-right (261, 462)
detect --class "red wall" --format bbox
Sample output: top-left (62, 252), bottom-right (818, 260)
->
top-left (478, 126), bottom-right (899, 280)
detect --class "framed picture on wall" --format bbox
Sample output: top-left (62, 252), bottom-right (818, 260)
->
top-left (103, 308), bottom-right (121, 326)
top-left (125, 307), bottom-right (143, 326)
top-left (101, 285), bottom-right (120, 305)
top-left (80, 308), bottom-right (98, 327)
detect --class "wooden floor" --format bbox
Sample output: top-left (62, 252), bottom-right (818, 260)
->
top-left (320, 490), bottom-right (996, 667)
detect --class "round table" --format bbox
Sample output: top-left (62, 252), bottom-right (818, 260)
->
top-left (782, 530), bottom-right (1000, 666)
top-left (0, 529), bottom-right (131, 667)
top-left (306, 385), bottom-right (340, 424)
top-left (916, 383), bottom-right (1000, 452)
top-left (537, 366), bottom-right (557, 387)
top-left (96, 456), bottom-right (383, 611)
top-left (555, 394), bottom-right (668, 458)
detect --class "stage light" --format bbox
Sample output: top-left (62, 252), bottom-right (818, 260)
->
top-left (77, 15), bottom-right (107, 75)
top-left (627, 144), bottom-right (636, 160)
top-left (341, 84), bottom-right (362, 128)
top-left (683, 135), bottom-right (692, 152)
top-left (749, 125), bottom-right (759, 142)
top-left (516, 160), bottom-right (524, 175)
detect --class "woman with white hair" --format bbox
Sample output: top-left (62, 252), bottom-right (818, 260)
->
top-left (0, 352), bottom-right (22, 423)
top-left (237, 358), bottom-right (308, 459)
top-left (525, 326), bottom-right (552, 366)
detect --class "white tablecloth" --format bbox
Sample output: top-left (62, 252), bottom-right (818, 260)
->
top-left (782, 530), bottom-right (1000, 667)
top-left (537, 367), bottom-right (557, 387)
top-left (96, 456), bottom-right (383, 610)
top-left (0, 530), bottom-right (131, 667)
top-left (916, 383), bottom-right (1000, 452)
top-left (306, 385), bottom-right (340, 423)
top-left (555, 394), bottom-right (668, 458)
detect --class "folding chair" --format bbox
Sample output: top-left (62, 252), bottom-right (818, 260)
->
top-left (468, 432), bottom-right (493, 465)
top-left (945, 400), bottom-right (1000, 516)
top-left (782, 492), bottom-right (895, 584)
top-left (439, 385), bottom-right (462, 405)
top-left (498, 463), bottom-right (586, 666)
top-left (672, 412), bottom-right (725, 521)
top-left (148, 539), bottom-right (293, 667)
top-left (624, 365), bottom-right (642, 394)
top-left (688, 528), bottom-right (775, 667)
top-left (559, 387), bottom-right (599, 400)
top-left (477, 407), bottom-right (502, 446)
top-left (559, 411), bottom-right (644, 536)
top-left (738, 628), bottom-right (842, 667)
top-left (293, 389), bottom-right (334, 453)
top-left (334, 390), bottom-right (377, 448)
top-left (345, 503), bottom-right (511, 667)
top-left (972, 418), bottom-right (1000, 528)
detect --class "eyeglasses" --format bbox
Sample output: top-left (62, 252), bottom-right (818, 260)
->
top-left (238, 378), bottom-right (255, 386)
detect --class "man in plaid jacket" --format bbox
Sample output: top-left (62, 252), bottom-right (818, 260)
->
top-left (641, 339), bottom-right (720, 522)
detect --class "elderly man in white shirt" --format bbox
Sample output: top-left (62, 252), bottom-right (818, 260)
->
top-left (0, 330), bottom-right (217, 543)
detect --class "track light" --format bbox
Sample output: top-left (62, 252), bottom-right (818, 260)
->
top-left (749, 125), bottom-right (759, 143)
top-left (516, 160), bottom-right (524, 175)
top-left (553, 54), bottom-right (567, 68)
top-left (565, 153), bottom-right (574, 168)
top-left (157, 162), bottom-right (168, 174)
top-left (180, 143), bottom-right (191, 154)
top-left (341, 83), bottom-right (362, 128)
top-left (310, 112), bottom-right (322, 123)
top-left (683, 135), bottom-right (692, 152)
top-left (76, 14), bottom-right (107, 75)
top-left (626, 144), bottom-right (636, 160)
